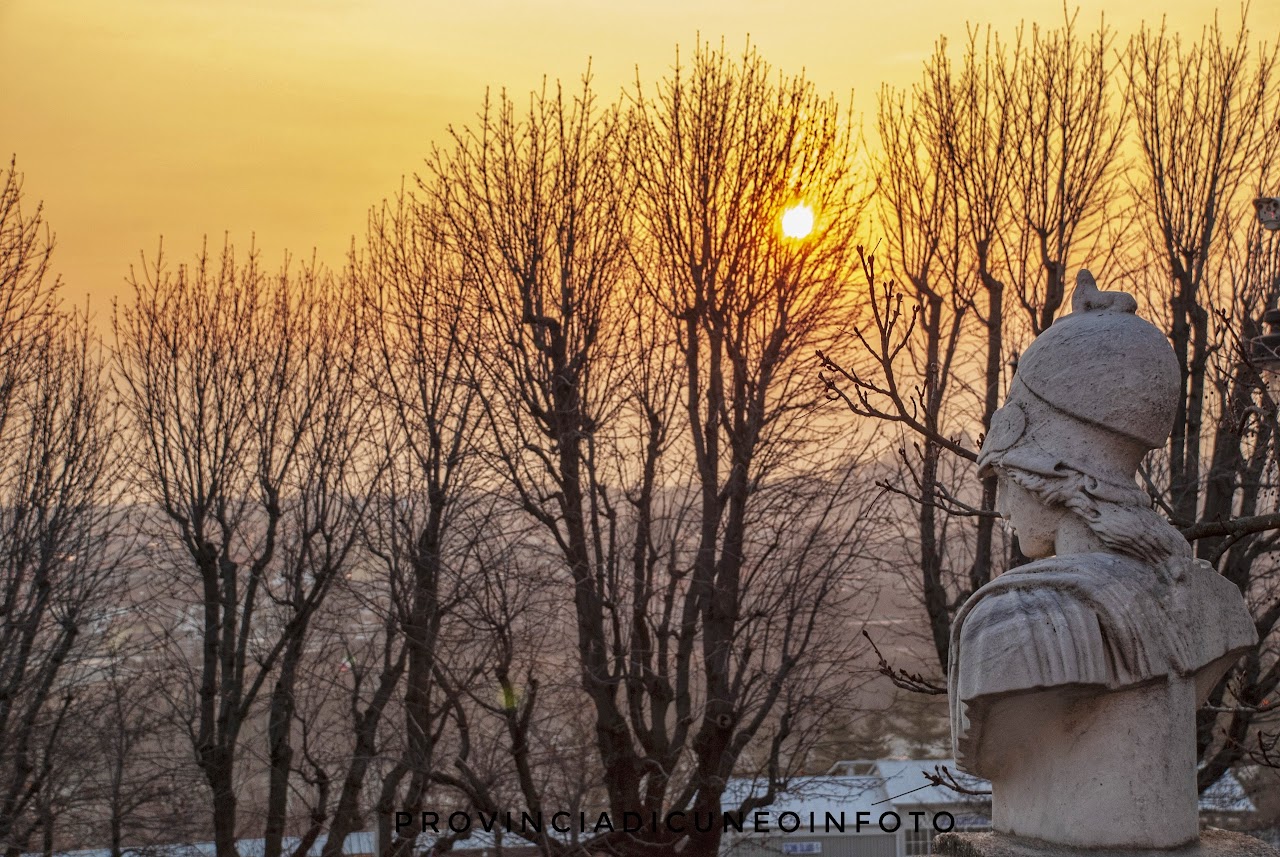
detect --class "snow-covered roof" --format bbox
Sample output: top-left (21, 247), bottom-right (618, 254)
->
top-left (1200, 769), bottom-right (1255, 814)
top-left (811, 759), bottom-right (1255, 815)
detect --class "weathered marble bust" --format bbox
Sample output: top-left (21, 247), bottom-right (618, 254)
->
top-left (948, 271), bottom-right (1256, 849)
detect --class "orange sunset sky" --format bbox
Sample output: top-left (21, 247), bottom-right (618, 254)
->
top-left (2, 0), bottom-right (1277, 319)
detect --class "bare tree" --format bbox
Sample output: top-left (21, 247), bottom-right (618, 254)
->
top-left (821, 11), bottom-right (1280, 803)
top-left (428, 74), bottom-right (642, 854)
top-left (821, 15), bottom-right (1130, 676)
top-left (1124, 13), bottom-right (1280, 789)
top-left (333, 188), bottom-right (492, 857)
top-left (86, 642), bottom-right (191, 857)
top-left (625, 42), bottom-right (878, 856)
top-left (402, 47), bottom-right (878, 856)
top-left (1007, 13), bottom-right (1127, 335)
top-left (0, 158), bottom-right (124, 857)
top-left (113, 242), bottom-right (374, 857)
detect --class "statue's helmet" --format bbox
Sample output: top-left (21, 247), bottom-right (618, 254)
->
top-left (978, 270), bottom-right (1180, 494)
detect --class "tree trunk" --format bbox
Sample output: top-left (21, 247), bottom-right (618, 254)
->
top-left (319, 651), bottom-right (406, 857)
top-left (264, 637), bottom-right (306, 857)
top-left (205, 750), bottom-right (240, 857)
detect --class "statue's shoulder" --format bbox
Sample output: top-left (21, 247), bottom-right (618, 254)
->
top-left (950, 552), bottom-right (1173, 710)
top-left (952, 551), bottom-right (1256, 696)
top-left (968, 552), bottom-right (1150, 605)
top-left (1001, 553), bottom-right (1257, 612)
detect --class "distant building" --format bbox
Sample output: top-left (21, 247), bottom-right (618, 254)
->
top-left (720, 759), bottom-right (988, 857)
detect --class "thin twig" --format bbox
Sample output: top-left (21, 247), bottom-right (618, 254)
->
top-left (861, 630), bottom-right (946, 695)
top-left (923, 764), bottom-right (991, 796)
top-left (875, 479), bottom-right (1002, 520)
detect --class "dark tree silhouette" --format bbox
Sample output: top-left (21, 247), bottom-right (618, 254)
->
top-left (0, 158), bottom-right (124, 857)
top-left (113, 243), bottom-right (374, 857)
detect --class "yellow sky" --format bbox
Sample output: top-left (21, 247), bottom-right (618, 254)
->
top-left (2, 0), bottom-right (1276, 319)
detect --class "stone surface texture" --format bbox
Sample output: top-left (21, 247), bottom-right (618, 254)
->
top-left (949, 271), bottom-right (1257, 849)
top-left (936, 829), bottom-right (1280, 857)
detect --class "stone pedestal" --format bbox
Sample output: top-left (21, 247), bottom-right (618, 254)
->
top-left (936, 829), bottom-right (1279, 857)
top-left (979, 677), bottom-right (1198, 848)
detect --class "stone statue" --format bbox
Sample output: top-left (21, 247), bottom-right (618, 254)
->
top-left (947, 271), bottom-right (1256, 849)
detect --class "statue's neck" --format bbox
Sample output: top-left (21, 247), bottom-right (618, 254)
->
top-left (1055, 514), bottom-right (1108, 556)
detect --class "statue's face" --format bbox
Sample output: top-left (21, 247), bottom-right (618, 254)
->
top-left (996, 471), bottom-right (1062, 559)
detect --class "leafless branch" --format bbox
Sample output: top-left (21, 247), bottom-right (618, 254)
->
top-left (861, 631), bottom-right (947, 695)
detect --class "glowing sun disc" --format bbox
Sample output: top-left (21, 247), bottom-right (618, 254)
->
top-left (781, 204), bottom-right (815, 239)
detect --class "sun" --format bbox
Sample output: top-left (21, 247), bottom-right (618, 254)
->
top-left (781, 203), bottom-right (815, 239)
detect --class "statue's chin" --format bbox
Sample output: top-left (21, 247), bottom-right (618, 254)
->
top-left (1014, 531), bottom-right (1055, 559)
